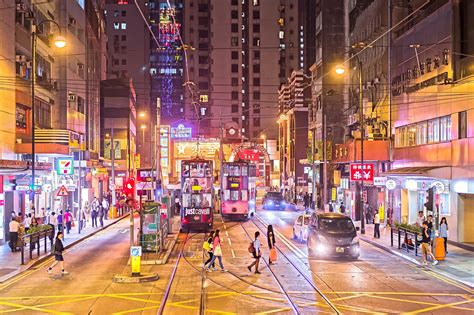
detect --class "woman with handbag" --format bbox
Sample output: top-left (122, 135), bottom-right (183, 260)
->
top-left (47, 232), bottom-right (69, 275)
top-left (267, 225), bottom-right (277, 264)
top-left (205, 230), bottom-right (227, 272)
top-left (203, 231), bottom-right (216, 269)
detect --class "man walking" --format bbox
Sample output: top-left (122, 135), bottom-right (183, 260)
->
top-left (98, 202), bottom-right (105, 228)
top-left (102, 198), bottom-right (109, 220)
top-left (9, 217), bottom-right (20, 252)
top-left (373, 210), bottom-right (380, 239)
top-left (91, 197), bottom-right (99, 228)
top-left (247, 231), bottom-right (262, 274)
top-left (421, 221), bottom-right (438, 266)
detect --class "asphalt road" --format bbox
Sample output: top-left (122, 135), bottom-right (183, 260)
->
top-left (0, 209), bottom-right (472, 314)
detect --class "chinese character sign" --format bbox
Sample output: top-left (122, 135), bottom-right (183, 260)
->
top-left (350, 163), bottom-right (374, 182)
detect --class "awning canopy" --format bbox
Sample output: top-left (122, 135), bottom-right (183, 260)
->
top-left (382, 166), bottom-right (451, 179)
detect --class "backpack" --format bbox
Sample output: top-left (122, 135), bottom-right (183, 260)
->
top-left (248, 241), bottom-right (255, 254)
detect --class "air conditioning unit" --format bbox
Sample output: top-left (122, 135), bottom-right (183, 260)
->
top-left (69, 18), bottom-right (76, 26)
top-left (16, 3), bottom-right (27, 12)
top-left (16, 55), bottom-right (26, 62)
top-left (69, 94), bottom-right (77, 102)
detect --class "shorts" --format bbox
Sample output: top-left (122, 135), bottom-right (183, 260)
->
top-left (421, 243), bottom-right (430, 256)
top-left (55, 254), bottom-right (64, 261)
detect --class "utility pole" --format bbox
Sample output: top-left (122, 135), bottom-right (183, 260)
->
top-left (358, 60), bottom-right (365, 235)
top-left (111, 128), bottom-right (116, 216)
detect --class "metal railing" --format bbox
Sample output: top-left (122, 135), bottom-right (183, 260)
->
top-left (391, 227), bottom-right (420, 257)
top-left (19, 228), bottom-right (54, 265)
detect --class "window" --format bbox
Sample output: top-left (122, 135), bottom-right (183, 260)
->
top-left (199, 69), bottom-right (209, 77)
top-left (253, 38), bottom-right (260, 46)
top-left (198, 17), bottom-right (209, 26)
top-left (198, 30), bottom-right (209, 38)
top-left (231, 10), bottom-right (238, 19)
top-left (253, 64), bottom-right (260, 73)
top-left (16, 105), bottom-right (28, 131)
top-left (254, 51), bottom-right (260, 59)
top-left (113, 59), bottom-right (119, 65)
top-left (253, 78), bottom-right (260, 86)
top-left (416, 121), bottom-right (427, 145)
top-left (231, 37), bottom-right (239, 46)
top-left (231, 104), bottom-right (239, 113)
top-left (231, 91), bottom-right (239, 100)
top-left (253, 118), bottom-right (260, 126)
top-left (198, 82), bottom-right (209, 90)
top-left (34, 98), bottom-right (51, 129)
top-left (121, 10), bottom-right (126, 17)
top-left (198, 4), bottom-right (208, 12)
top-left (231, 51), bottom-right (239, 59)
top-left (121, 23), bottom-right (127, 30)
top-left (199, 56), bottom-right (208, 64)
top-left (113, 22), bottom-right (120, 30)
top-left (440, 116), bottom-right (451, 142)
top-left (253, 0), bottom-right (260, 5)
top-left (279, 31), bottom-right (285, 39)
top-left (231, 0), bottom-right (238, 5)
top-left (427, 118), bottom-right (439, 143)
top-left (459, 111), bottom-right (467, 139)
top-left (121, 35), bottom-right (126, 41)
top-left (253, 24), bottom-right (260, 33)
top-left (253, 91), bottom-right (260, 100)
top-left (113, 10), bottom-right (119, 17)
top-left (231, 64), bottom-right (238, 73)
top-left (231, 23), bottom-right (239, 33)
top-left (122, 59), bottom-right (127, 65)
top-left (231, 77), bottom-right (239, 86)
top-left (253, 11), bottom-right (260, 19)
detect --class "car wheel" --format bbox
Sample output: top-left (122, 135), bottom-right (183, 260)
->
top-left (292, 229), bottom-right (297, 240)
top-left (308, 246), bottom-right (316, 259)
top-left (299, 232), bottom-right (304, 243)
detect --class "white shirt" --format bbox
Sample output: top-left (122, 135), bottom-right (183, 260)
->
top-left (374, 213), bottom-right (380, 224)
top-left (25, 217), bottom-right (31, 228)
top-left (49, 214), bottom-right (57, 226)
top-left (9, 220), bottom-right (20, 232)
top-left (416, 216), bottom-right (424, 226)
top-left (254, 238), bottom-right (261, 252)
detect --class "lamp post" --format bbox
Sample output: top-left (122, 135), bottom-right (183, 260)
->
top-left (260, 134), bottom-right (267, 188)
top-left (335, 57), bottom-right (366, 235)
top-left (30, 19), bottom-right (66, 209)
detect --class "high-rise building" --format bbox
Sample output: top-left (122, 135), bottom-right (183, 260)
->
top-left (149, 0), bottom-right (185, 129)
top-left (105, 0), bottom-right (152, 167)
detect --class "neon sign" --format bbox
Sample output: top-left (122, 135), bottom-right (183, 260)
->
top-left (171, 124), bottom-right (192, 139)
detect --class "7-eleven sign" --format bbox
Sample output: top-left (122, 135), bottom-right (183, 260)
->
top-left (56, 158), bottom-right (74, 175)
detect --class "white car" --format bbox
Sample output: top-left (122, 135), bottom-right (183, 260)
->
top-left (293, 214), bottom-right (310, 243)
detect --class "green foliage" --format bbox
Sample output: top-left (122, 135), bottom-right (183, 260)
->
top-left (26, 224), bottom-right (53, 235)
top-left (393, 221), bottom-right (422, 234)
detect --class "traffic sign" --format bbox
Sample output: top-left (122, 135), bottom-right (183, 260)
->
top-left (57, 185), bottom-right (69, 197)
top-left (130, 246), bottom-right (142, 257)
top-left (56, 158), bottom-right (74, 175)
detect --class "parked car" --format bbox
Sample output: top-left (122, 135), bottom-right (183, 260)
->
top-left (293, 214), bottom-right (311, 243)
top-left (262, 192), bottom-right (286, 211)
top-left (307, 212), bottom-right (360, 259)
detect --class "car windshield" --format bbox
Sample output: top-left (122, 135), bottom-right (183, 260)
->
top-left (303, 217), bottom-right (310, 225)
top-left (319, 217), bottom-right (355, 233)
top-left (266, 192), bottom-right (283, 199)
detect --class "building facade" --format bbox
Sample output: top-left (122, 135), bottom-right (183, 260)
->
top-left (388, 0), bottom-right (474, 244)
top-left (105, 0), bottom-right (152, 168)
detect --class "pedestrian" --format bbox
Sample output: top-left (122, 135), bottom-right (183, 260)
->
top-left (24, 213), bottom-right (32, 233)
top-left (91, 198), bottom-right (99, 228)
top-left (83, 201), bottom-right (90, 228)
top-left (365, 203), bottom-right (371, 224)
top-left (421, 221), bottom-right (438, 266)
top-left (267, 225), bottom-right (277, 265)
top-left (49, 212), bottom-right (57, 241)
top-left (57, 210), bottom-right (64, 232)
top-left (415, 211), bottom-right (424, 227)
top-left (98, 203), bottom-right (105, 227)
top-left (47, 232), bottom-right (69, 275)
top-left (328, 202), bottom-right (334, 212)
top-left (9, 217), bottom-right (20, 252)
top-left (439, 217), bottom-right (449, 254)
top-left (427, 215), bottom-right (435, 245)
top-left (64, 210), bottom-right (73, 234)
top-left (102, 198), bottom-right (109, 220)
top-left (339, 202), bottom-right (346, 214)
top-left (373, 210), bottom-right (380, 239)
top-left (303, 192), bottom-right (309, 209)
top-left (205, 229), bottom-right (227, 272)
top-left (202, 231), bottom-right (216, 269)
top-left (174, 196), bottom-right (181, 215)
top-left (248, 231), bottom-right (262, 274)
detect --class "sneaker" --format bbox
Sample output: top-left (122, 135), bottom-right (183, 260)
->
top-left (61, 270), bottom-right (69, 275)
top-left (212, 267), bottom-right (218, 271)
top-left (432, 260), bottom-right (439, 266)
top-left (255, 271), bottom-right (261, 274)
top-left (247, 266), bottom-right (252, 272)
top-left (47, 268), bottom-right (52, 274)
top-left (421, 262), bottom-right (427, 266)
top-left (221, 269), bottom-right (227, 272)
top-left (207, 268), bottom-right (213, 273)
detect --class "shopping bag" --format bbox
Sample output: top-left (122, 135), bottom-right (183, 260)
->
top-left (270, 248), bottom-right (278, 262)
top-left (214, 245), bottom-right (222, 256)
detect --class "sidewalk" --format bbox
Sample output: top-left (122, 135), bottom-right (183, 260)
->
top-left (360, 223), bottom-right (474, 288)
top-left (0, 215), bottom-right (127, 283)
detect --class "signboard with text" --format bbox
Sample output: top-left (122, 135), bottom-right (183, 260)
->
top-left (56, 158), bottom-right (74, 175)
top-left (350, 163), bottom-right (374, 182)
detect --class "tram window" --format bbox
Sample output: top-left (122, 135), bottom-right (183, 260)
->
top-left (182, 194), bottom-right (191, 207)
top-left (231, 190), bottom-right (239, 201)
top-left (229, 165), bottom-right (241, 176)
top-left (191, 195), bottom-right (202, 207)
top-left (223, 165), bottom-right (229, 176)
top-left (182, 165), bottom-right (190, 177)
top-left (224, 190), bottom-right (230, 201)
top-left (242, 190), bottom-right (248, 201)
top-left (242, 166), bottom-right (248, 176)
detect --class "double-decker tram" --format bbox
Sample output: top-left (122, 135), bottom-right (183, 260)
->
top-left (180, 159), bottom-right (213, 231)
top-left (221, 162), bottom-right (257, 220)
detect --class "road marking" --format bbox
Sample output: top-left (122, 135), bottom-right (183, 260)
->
top-left (368, 294), bottom-right (474, 311)
top-left (227, 238), bottom-right (232, 246)
top-left (1, 296), bottom-right (99, 314)
top-left (404, 298), bottom-right (474, 314)
top-left (231, 249), bottom-right (236, 258)
top-left (0, 300), bottom-right (70, 314)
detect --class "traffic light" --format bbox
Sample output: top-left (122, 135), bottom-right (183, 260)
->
top-left (424, 187), bottom-right (434, 211)
top-left (123, 178), bottom-right (136, 206)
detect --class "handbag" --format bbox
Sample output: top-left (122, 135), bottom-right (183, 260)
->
top-left (214, 244), bottom-right (222, 256)
top-left (202, 241), bottom-right (210, 251)
top-left (270, 248), bottom-right (278, 262)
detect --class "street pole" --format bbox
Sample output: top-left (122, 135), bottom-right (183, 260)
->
top-left (111, 128), bottom-right (116, 216)
top-left (322, 97), bottom-right (328, 209)
top-left (30, 24), bottom-right (37, 211)
top-left (219, 109), bottom-right (224, 213)
top-left (358, 60), bottom-right (365, 235)
top-left (78, 148), bottom-right (82, 234)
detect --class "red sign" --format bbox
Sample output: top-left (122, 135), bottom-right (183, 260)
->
top-left (0, 175), bottom-right (3, 194)
top-left (57, 185), bottom-right (69, 197)
top-left (238, 149), bottom-right (260, 161)
top-left (350, 163), bottom-right (374, 182)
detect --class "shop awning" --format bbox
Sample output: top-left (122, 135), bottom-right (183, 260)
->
top-left (382, 166), bottom-right (451, 179)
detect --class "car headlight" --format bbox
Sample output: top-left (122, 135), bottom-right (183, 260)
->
top-left (267, 200), bottom-right (274, 206)
top-left (316, 243), bottom-right (326, 253)
top-left (351, 236), bottom-right (360, 245)
top-left (317, 235), bottom-right (328, 243)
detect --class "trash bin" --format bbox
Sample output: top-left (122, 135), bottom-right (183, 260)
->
top-left (434, 237), bottom-right (446, 261)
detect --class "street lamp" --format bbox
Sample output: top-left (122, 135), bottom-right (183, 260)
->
top-left (30, 19), bottom-right (66, 210)
top-left (335, 57), bottom-right (365, 235)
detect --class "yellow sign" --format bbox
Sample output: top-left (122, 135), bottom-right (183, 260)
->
top-left (131, 256), bottom-right (140, 274)
top-left (379, 204), bottom-right (385, 221)
top-left (331, 188), bottom-right (337, 201)
top-left (135, 154), bottom-right (141, 169)
top-left (334, 170), bottom-right (341, 186)
top-left (192, 185), bottom-right (202, 191)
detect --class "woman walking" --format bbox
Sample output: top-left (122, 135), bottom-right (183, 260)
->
top-left (203, 231), bottom-right (216, 269)
top-left (47, 232), bottom-right (69, 275)
top-left (205, 230), bottom-right (227, 272)
top-left (440, 217), bottom-right (449, 254)
top-left (248, 231), bottom-right (262, 274)
top-left (267, 225), bottom-right (277, 264)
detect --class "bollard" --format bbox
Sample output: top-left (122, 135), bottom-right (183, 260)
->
top-left (391, 228), bottom-right (394, 247)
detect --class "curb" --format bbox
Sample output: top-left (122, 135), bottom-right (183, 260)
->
top-left (1, 214), bottom-right (129, 283)
top-left (113, 273), bottom-right (160, 283)
top-left (360, 237), bottom-right (474, 289)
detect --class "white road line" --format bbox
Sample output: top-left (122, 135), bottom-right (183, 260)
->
top-left (231, 249), bottom-right (236, 258)
top-left (227, 238), bottom-right (232, 246)
top-left (225, 231), bottom-right (229, 237)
